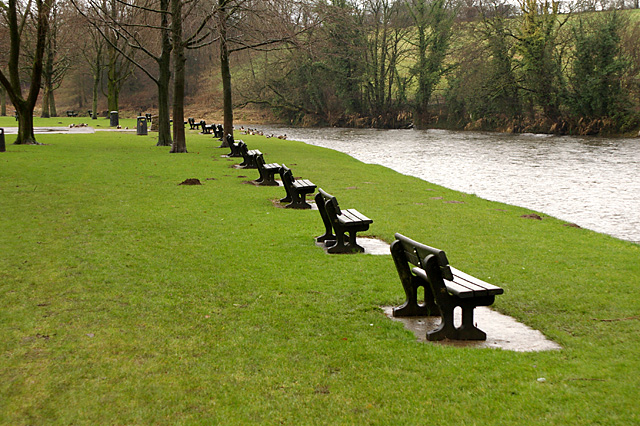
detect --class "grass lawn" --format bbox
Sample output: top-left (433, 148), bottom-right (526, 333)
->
top-left (1, 118), bottom-right (639, 425)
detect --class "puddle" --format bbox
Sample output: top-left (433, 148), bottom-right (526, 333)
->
top-left (382, 306), bottom-right (562, 352)
top-left (316, 237), bottom-right (390, 255)
top-left (0, 126), bottom-right (135, 134)
top-left (2, 126), bottom-right (96, 134)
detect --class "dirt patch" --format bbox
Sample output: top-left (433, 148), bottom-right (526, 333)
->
top-left (179, 178), bottom-right (202, 185)
top-left (564, 223), bottom-right (581, 228)
top-left (271, 198), bottom-right (286, 208)
top-left (521, 213), bottom-right (543, 220)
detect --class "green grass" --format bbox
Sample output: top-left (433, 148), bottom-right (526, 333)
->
top-left (1, 118), bottom-right (639, 425)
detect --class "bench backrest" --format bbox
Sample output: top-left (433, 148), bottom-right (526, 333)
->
top-left (279, 165), bottom-right (294, 183)
top-left (238, 141), bottom-right (248, 155)
top-left (393, 233), bottom-right (453, 281)
top-left (255, 153), bottom-right (265, 168)
top-left (316, 188), bottom-right (342, 216)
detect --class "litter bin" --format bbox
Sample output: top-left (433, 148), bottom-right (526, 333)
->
top-left (137, 116), bottom-right (148, 135)
top-left (0, 128), bottom-right (5, 152)
top-left (110, 111), bottom-right (119, 127)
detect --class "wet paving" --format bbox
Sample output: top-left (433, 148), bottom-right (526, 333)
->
top-left (2, 126), bottom-right (135, 134)
top-left (382, 306), bottom-right (562, 352)
top-left (315, 236), bottom-right (390, 255)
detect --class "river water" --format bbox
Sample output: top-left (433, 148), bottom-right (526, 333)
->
top-left (258, 126), bottom-right (640, 243)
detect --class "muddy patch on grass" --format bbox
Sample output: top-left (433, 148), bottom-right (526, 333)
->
top-left (179, 178), bottom-right (202, 185)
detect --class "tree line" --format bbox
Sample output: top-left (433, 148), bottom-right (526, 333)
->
top-left (239, 0), bottom-right (640, 135)
top-left (2, 0), bottom-right (640, 149)
top-left (1, 0), bottom-right (305, 149)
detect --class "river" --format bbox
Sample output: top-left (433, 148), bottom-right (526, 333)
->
top-left (257, 126), bottom-right (640, 243)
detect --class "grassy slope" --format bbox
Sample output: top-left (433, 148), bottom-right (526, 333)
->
top-left (1, 119), bottom-right (639, 425)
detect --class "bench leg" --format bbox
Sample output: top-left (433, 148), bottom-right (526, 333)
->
top-left (326, 231), bottom-right (348, 253)
top-left (256, 173), bottom-right (278, 186)
top-left (457, 306), bottom-right (486, 340)
top-left (346, 230), bottom-right (365, 253)
top-left (393, 276), bottom-right (439, 317)
top-left (285, 196), bottom-right (312, 209)
top-left (316, 230), bottom-right (335, 244)
top-left (427, 304), bottom-right (487, 341)
top-left (426, 306), bottom-right (458, 341)
top-left (326, 229), bottom-right (362, 254)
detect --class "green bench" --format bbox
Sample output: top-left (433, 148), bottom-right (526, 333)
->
top-left (315, 188), bottom-right (373, 254)
top-left (391, 233), bottom-right (504, 341)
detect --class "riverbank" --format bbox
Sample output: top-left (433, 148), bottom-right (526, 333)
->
top-left (1, 127), bottom-right (639, 424)
top-left (255, 125), bottom-right (640, 244)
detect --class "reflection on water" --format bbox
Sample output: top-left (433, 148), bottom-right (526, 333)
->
top-left (259, 126), bottom-right (640, 243)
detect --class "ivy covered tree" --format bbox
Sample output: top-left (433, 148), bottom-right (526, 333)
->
top-left (513, 0), bottom-right (569, 121)
top-left (568, 11), bottom-right (630, 121)
top-left (406, 0), bottom-right (456, 127)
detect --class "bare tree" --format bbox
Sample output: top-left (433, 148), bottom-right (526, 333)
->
top-left (171, 0), bottom-right (216, 153)
top-left (213, 0), bottom-right (312, 145)
top-left (0, 0), bottom-right (54, 144)
top-left (41, 0), bottom-right (74, 117)
top-left (80, 25), bottom-right (107, 119)
top-left (74, 0), bottom-right (174, 144)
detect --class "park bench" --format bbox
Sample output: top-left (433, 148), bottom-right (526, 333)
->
top-left (315, 188), bottom-right (373, 254)
top-left (188, 117), bottom-right (197, 129)
top-left (278, 165), bottom-right (316, 209)
top-left (200, 120), bottom-right (213, 134)
top-left (237, 142), bottom-right (262, 169)
top-left (391, 233), bottom-right (504, 341)
top-left (66, 110), bottom-right (78, 117)
top-left (214, 124), bottom-right (224, 139)
top-left (145, 113), bottom-right (152, 123)
top-left (253, 154), bottom-right (281, 186)
top-left (226, 134), bottom-right (243, 157)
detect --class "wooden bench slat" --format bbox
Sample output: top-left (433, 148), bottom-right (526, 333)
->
top-left (451, 267), bottom-right (504, 295)
top-left (293, 180), bottom-right (315, 188)
top-left (342, 209), bottom-right (373, 223)
top-left (443, 279), bottom-right (478, 298)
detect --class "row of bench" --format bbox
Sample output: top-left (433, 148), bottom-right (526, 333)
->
top-left (224, 139), bottom-right (504, 342)
top-left (187, 118), bottom-right (224, 139)
top-left (229, 139), bottom-right (374, 254)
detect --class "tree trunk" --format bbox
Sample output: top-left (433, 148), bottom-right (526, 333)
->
top-left (41, 87), bottom-right (51, 118)
top-left (156, 75), bottom-right (172, 146)
top-left (0, 88), bottom-right (5, 116)
top-left (218, 1), bottom-right (233, 147)
top-left (92, 57), bottom-right (100, 119)
top-left (107, 44), bottom-right (119, 113)
top-left (170, 0), bottom-right (187, 153)
top-left (50, 91), bottom-right (57, 117)
top-left (156, 0), bottom-right (173, 147)
top-left (15, 102), bottom-right (38, 145)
